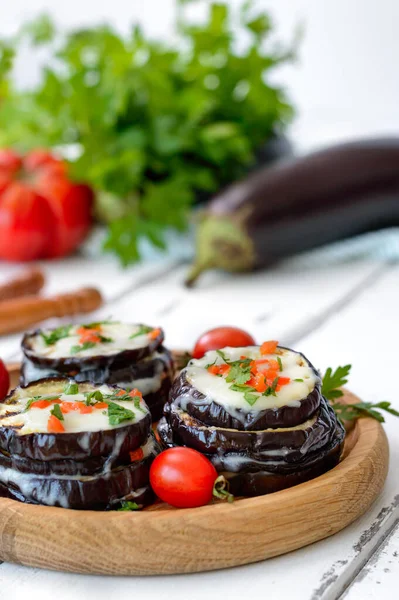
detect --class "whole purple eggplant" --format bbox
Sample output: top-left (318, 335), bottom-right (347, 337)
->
top-left (186, 138), bottom-right (399, 286)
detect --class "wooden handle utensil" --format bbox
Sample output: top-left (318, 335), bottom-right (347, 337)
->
top-left (0, 268), bottom-right (45, 302)
top-left (0, 287), bottom-right (103, 335)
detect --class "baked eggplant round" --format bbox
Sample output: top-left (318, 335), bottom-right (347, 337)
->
top-left (160, 397), bottom-right (334, 458)
top-left (0, 378), bottom-right (151, 461)
top-left (21, 322), bottom-right (174, 422)
top-left (22, 322), bottom-right (165, 370)
top-left (0, 434), bottom-right (159, 510)
top-left (159, 343), bottom-right (345, 497)
top-left (169, 346), bottom-right (321, 430)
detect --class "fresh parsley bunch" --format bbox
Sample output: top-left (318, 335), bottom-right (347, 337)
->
top-left (0, 1), bottom-right (295, 264)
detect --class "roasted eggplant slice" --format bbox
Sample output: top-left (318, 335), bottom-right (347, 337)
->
top-left (0, 378), bottom-right (151, 461)
top-left (22, 322), bottom-right (165, 370)
top-left (0, 435), bottom-right (159, 510)
top-left (168, 346), bottom-right (321, 430)
top-left (21, 323), bottom-right (174, 422)
top-left (160, 397), bottom-right (335, 458)
top-left (159, 343), bottom-right (345, 497)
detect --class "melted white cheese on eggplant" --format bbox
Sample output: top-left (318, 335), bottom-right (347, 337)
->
top-left (30, 322), bottom-right (158, 358)
top-left (0, 383), bottom-right (148, 435)
top-left (184, 346), bottom-right (319, 414)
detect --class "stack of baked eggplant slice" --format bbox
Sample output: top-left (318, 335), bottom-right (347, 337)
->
top-left (0, 378), bottom-right (160, 509)
top-left (158, 342), bottom-right (345, 496)
top-left (21, 321), bottom-right (174, 421)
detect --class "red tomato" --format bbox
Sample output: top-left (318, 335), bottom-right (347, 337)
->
top-left (0, 359), bottom-right (10, 401)
top-left (192, 326), bottom-right (256, 359)
top-left (150, 447), bottom-right (218, 508)
top-left (0, 149), bottom-right (93, 261)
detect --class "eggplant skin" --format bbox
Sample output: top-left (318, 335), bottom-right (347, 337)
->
top-left (22, 326), bottom-right (165, 370)
top-left (161, 398), bottom-right (334, 458)
top-left (168, 370), bottom-right (321, 431)
top-left (0, 378), bottom-right (151, 461)
top-left (0, 456), bottom-right (155, 510)
top-left (20, 346), bottom-right (174, 386)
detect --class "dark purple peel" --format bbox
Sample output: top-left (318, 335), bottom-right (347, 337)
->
top-left (160, 398), bottom-right (334, 457)
top-left (22, 325), bottom-right (165, 370)
top-left (20, 346), bottom-right (174, 387)
top-left (0, 456), bottom-right (158, 510)
top-left (0, 378), bottom-right (152, 461)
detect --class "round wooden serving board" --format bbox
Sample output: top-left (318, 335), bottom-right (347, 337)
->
top-left (0, 362), bottom-right (389, 576)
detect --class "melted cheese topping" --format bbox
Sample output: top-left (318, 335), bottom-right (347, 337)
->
top-left (29, 322), bottom-right (158, 359)
top-left (0, 383), bottom-right (149, 435)
top-left (184, 346), bottom-right (319, 413)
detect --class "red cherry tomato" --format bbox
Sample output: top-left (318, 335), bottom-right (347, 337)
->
top-left (0, 360), bottom-right (10, 401)
top-left (150, 447), bottom-right (218, 508)
top-left (192, 326), bottom-right (256, 359)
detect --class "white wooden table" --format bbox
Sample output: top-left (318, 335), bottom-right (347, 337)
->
top-left (0, 234), bottom-right (398, 600)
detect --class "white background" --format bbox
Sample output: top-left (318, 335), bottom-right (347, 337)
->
top-left (1, 0), bottom-right (398, 151)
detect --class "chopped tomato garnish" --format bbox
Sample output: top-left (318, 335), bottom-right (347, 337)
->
top-left (47, 415), bottom-right (65, 433)
top-left (207, 364), bottom-right (230, 376)
top-left (94, 402), bottom-right (108, 409)
top-left (248, 372), bottom-right (267, 393)
top-left (148, 328), bottom-right (161, 340)
top-left (129, 388), bottom-right (143, 399)
top-left (77, 325), bottom-right (101, 335)
top-left (30, 398), bottom-right (60, 409)
top-left (116, 389), bottom-right (127, 396)
top-left (260, 340), bottom-right (279, 355)
top-left (275, 376), bottom-right (291, 392)
top-left (129, 448), bottom-right (144, 462)
top-left (60, 401), bottom-right (92, 414)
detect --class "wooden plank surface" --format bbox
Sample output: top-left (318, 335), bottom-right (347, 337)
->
top-left (0, 251), bottom-right (397, 599)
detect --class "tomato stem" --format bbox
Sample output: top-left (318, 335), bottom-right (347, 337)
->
top-left (213, 475), bottom-right (234, 503)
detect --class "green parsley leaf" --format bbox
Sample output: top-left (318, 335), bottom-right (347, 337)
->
top-left (84, 390), bottom-right (104, 406)
top-left (133, 396), bottom-right (146, 413)
top-left (277, 357), bottom-right (283, 372)
top-left (107, 402), bottom-right (135, 426)
top-left (40, 325), bottom-right (72, 346)
top-left (243, 390), bottom-right (258, 406)
top-left (294, 378), bottom-right (304, 382)
top-left (216, 349), bottom-right (228, 362)
top-left (0, 5), bottom-right (295, 265)
top-left (322, 365), bottom-right (352, 401)
top-left (82, 320), bottom-right (115, 329)
top-left (117, 501), bottom-right (140, 511)
top-left (63, 382), bottom-right (79, 395)
top-left (332, 401), bottom-right (399, 423)
top-left (70, 341), bottom-right (96, 354)
top-left (130, 325), bottom-right (153, 339)
top-left (50, 403), bottom-right (64, 421)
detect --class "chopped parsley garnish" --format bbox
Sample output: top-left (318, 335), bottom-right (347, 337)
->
top-left (261, 377), bottom-right (279, 397)
top-left (81, 320), bottom-right (115, 329)
top-left (63, 382), bottom-right (79, 395)
top-left (70, 341), bottom-right (97, 354)
top-left (294, 378), bottom-right (304, 382)
top-left (40, 325), bottom-right (72, 346)
top-left (107, 402), bottom-right (135, 426)
top-left (117, 501), bottom-right (140, 511)
top-left (130, 325), bottom-right (153, 339)
top-left (84, 390), bottom-right (104, 405)
top-left (133, 396), bottom-right (146, 413)
top-left (99, 335), bottom-right (113, 343)
top-left (24, 396), bottom-right (41, 411)
top-left (277, 357), bottom-right (283, 371)
top-left (243, 390), bottom-right (258, 406)
top-left (50, 403), bottom-right (64, 421)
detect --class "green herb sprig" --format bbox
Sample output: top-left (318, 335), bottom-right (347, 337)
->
top-left (117, 501), bottom-right (140, 511)
top-left (40, 325), bottom-right (72, 346)
top-left (322, 365), bottom-right (399, 423)
top-left (0, 2), bottom-right (295, 265)
top-left (50, 403), bottom-right (64, 421)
